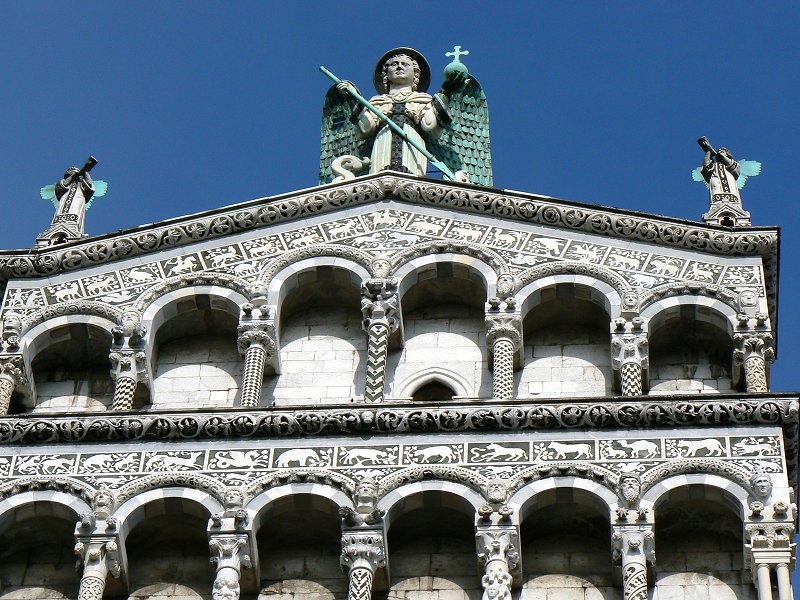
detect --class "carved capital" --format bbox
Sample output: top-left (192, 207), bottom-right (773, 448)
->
top-left (108, 349), bottom-right (147, 382)
top-left (0, 354), bottom-right (26, 382)
top-left (734, 332), bottom-right (776, 364)
top-left (209, 534), bottom-right (252, 573)
top-left (360, 278), bottom-right (399, 332)
top-left (340, 531), bottom-right (386, 573)
top-left (74, 536), bottom-right (122, 579)
top-left (475, 528), bottom-right (520, 572)
top-left (236, 322), bottom-right (277, 356)
top-left (611, 525), bottom-right (655, 566)
top-left (610, 332), bottom-right (648, 370)
top-left (485, 313), bottom-right (522, 351)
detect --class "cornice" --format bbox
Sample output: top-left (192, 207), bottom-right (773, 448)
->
top-left (0, 173), bottom-right (779, 282)
top-left (0, 395), bottom-right (795, 445)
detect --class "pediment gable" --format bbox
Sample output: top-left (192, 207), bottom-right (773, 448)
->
top-left (0, 172), bottom-right (779, 329)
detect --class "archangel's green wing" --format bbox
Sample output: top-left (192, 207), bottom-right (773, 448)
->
top-left (427, 76), bottom-right (492, 186)
top-left (691, 166), bottom-right (709, 189)
top-left (85, 180), bottom-right (108, 210)
top-left (319, 84), bottom-right (364, 184)
top-left (737, 160), bottom-right (762, 189)
top-left (40, 184), bottom-right (57, 208)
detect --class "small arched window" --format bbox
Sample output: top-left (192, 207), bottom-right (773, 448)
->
top-left (411, 380), bottom-right (455, 402)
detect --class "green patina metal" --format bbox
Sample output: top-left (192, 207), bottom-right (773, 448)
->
top-left (320, 66), bottom-right (456, 180)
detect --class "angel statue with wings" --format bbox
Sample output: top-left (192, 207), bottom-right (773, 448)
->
top-left (319, 46), bottom-right (492, 186)
top-left (37, 156), bottom-right (108, 247)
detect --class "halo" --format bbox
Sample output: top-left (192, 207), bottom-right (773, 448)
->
top-left (373, 47), bottom-right (431, 93)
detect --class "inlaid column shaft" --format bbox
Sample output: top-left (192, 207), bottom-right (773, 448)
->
top-left (485, 311), bottom-right (521, 401)
top-left (109, 310), bottom-right (148, 411)
top-left (361, 279), bottom-right (399, 403)
top-left (612, 526), bottom-right (654, 600)
top-left (340, 531), bottom-right (386, 600)
top-left (611, 319), bottom-right (648, 397)
top-left (74, 538), bottom-right (121, 600)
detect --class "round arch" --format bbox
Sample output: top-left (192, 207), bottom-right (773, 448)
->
top-left (514, 273), bottom-right (622, 321)
top-left (507, 476), bottom-right (618, 526)
top-left (261, 256), bottom-right (370, 309)
top-left (113, 487), bottom-right (224, 541)
top-left (379, 480), bottom-right (484, 530)
top-left (393, 252), bottom-right (498, 299)
top-left (244, 482), bottom-right (352, 535)
top-left (640, 473), bottom-right (749, 520)
top-left (21, 313), bottom-right (117, 366)
top-left (640, 295), bottom-right (738, 337)
top-left (0, 490), bottom-right (90, 535)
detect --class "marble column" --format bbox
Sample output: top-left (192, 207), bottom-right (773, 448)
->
top-left (237, 325), bottom-right (276, 407)
top-left (485, 312), bottom-right (521, 401)
top-left (74, 538), bottom-right (122, 600)
top-left (209, 534), bottom-right (252, 600)
top-left (611, 318), bottom-right (648, 396)
top-left (475, 527), bottom-right (520, 600)
top-left (612, 525), bottom-right (654, 600)
top-left (361, 279), bottom-right (400, 403)
top-left (0, 355), bottom-right (25, 415)
top-left (734, 332), bottom-right (775, 393)
top-left (109, 311), bottom-right (148, 411)
top-left (340, 531), bottom-right (386, 600)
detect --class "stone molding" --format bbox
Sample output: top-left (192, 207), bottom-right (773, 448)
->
top-left (0, 397), bottom-right (796, 445)
top-left (0, 174), bottom-right (778, 316)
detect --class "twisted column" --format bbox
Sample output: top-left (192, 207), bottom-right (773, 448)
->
top-left (209, 535), bottom-right (252, 600)
top-left (611, 319), bottom-right (648, 396)
top-left (476, 527), bottom-right (520, 600)
top-left (361, 279), bottom-right (399, 403)
top-left (74, 538), bottom-right (122, 600)
top-left (612, 526), bottom-right (654, 600)
top-left (340, 531), bottom-right (386, 600)
top-left (485, 312), bottom-right (521, 400)
top-left (734, 332), bottom-right (775, 392)
top-left (237, 326), bottom-right (276, 407)
top-left (0, 354), bottom-right (26, 415)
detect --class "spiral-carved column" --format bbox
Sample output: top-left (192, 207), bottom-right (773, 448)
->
top-left (611, 318), bottom-right (648, 396)
top-left (361, 278), bottom-right (399, 403)
top-left (612, 525), bottom-right (654, 600)
top-left (734, 332), bottom-right (775, 393)
top-left (237, 325), bottom-right (276, 408)
top-left (0, 355), bottom-right (25, 415)
top-left (485, 311), bottom-right (521, 401)
top-left (340, 531), bottom-right (386, 600)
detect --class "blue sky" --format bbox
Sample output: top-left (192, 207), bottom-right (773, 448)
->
top-left (1, 1), bottom-right (799, 575)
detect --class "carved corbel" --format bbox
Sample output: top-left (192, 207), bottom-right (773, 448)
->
top-left (733, 331), bottom-right (774, 392)
top-left (0, 354), bottom-right (28, 415)
top-left (340, 477), bottom-right (385, 528)
top-left (1, 312), bottom-right (23, 352)
top-left (75, 491), bottom-right (125, 600)
top-left (611, 318), bottom-right (648, 396)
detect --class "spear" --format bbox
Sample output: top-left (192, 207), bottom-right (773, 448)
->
top-left (319, 65), bottom-right (456, 180)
